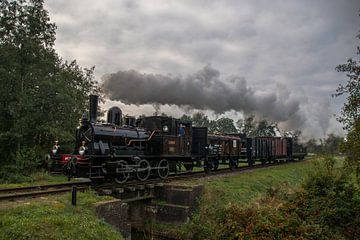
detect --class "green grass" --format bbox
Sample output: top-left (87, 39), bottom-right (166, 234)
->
top-left (150, 157), bottom-right (343, 238)
top-left (175, 160), bottom-right (315, 204)
top-left (0, 172), bottom-right (76, 189)
top-left (200, 161), bottom-right (312, 203)
top-left (0, 191), bottom-right (123, 240)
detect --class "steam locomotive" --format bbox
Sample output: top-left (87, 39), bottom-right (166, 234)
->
top-left (49, 95), bottom-right (307, 183)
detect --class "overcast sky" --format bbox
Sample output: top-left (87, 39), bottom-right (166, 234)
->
top-left (46, 0), bottom-right (360, 139)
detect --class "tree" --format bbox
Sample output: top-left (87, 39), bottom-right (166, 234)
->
top-left (252, 120), bottom-right (276, 137)
top-left (284, 130), bottom-right (302, 144)
top-left (305, 138), bottom-right (319, 153)
top-left (236, 115), bottom-right (256, 136)
top-left (208, 120), bottom-right (218, 133)
top-left (0, 0), bottom-right (100, 178)
top-left (180, 114), bottom-right (192, 122)
top-left (211, 117), bottom-right (237, 134)
top-left (320, 134), bottom-right (343, 155)
top-left (191, 112), bottom-right (210, 127)
top-left (335, 61), bottom-right (360, 130)
top-left (335, 16), bottom-right (360, 180)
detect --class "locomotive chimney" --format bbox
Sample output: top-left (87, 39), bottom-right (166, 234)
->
top-left (89, 95), bottom-right (99, 123)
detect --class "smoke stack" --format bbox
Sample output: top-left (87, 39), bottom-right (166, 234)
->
top-left (89, 95), bottom-right (99, 123)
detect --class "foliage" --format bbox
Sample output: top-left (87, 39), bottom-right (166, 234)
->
top-left (283, 130), bottom-right (302, 143)
top-left (341, 119), bottom-right (360, 179)
top-left (181, 112), bottom-right (279, 135)
top-left (252, 119), bottom-right (276, 137)
top-left (0, 147), bottom-right (41, 182)
top-left (305, 134), bottom-right (344, 154)
top-left (0, 191), bottom-right (123, 240)
top-left (0, 0), bottom-right (100, 180)
top-left (154, 160), bottom-right (313, 239)
top-left (0, 170), bottom-right (70, 186)
top-left (236, 115), bottom-right (256, 135)
top-left (219, 156), bottom-right (360, 240)
top-left (237, 115), bottom-right (277, 137)
top-left (210, 117), bottom-right (237, 134)
top-left (152, 157), bottom-right (359, 239)
top-left (181, 112), bottom-right (238, 134)
top-left (335, 16), bottom-right (360, 181)
top-left (164, 157), bottom-right (358, 239)
top-left (335, 58), bottom-right (360, 130)
top-left (185, 112), bottom-right (210, 127)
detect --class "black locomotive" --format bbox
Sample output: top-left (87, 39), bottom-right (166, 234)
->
top-left (50, 95), bottom-right (307, 183)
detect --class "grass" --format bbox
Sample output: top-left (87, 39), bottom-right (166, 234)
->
top-left (0, 191), bottom-right (123, 240)
top-left (200, 161), bottom-right (312, 203)
top-left (0, 171), bottom-right (77, 189)
top-left (176, 160), bottom-right (314, 204)
top-left (150, 157), bottom-right (344, 238)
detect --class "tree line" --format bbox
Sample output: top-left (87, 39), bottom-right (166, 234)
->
top-left (0, 0), bottom-right (100, 181)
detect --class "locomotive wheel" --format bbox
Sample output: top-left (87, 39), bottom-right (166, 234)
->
top-left (115, 160), bottom-right (130, 184)
top-left (157, 159), bottom-right (169, 179)
top-left (136, 159), bottom-right (151, 181)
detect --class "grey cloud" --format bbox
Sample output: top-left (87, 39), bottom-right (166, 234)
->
top-left (45, 0), bottom-right (359, 138)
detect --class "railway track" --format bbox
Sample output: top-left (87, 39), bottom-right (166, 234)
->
top-left (0, 160), bottom-right (305, 201)
top-left (0, 180), bottom-right (91, 201)
top-left (94, 159), bottom-right (304, 194)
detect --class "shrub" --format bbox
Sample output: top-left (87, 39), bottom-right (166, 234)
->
top-left (217, 156), bottom-right (360, 239)
top-left (0, 147), bottom-right (43, 183)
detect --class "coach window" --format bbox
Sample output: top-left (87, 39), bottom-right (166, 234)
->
top-left (233, 140), bottom-right (237, 148)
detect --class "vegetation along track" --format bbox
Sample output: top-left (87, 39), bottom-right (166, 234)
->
top-left (0, 180), bottom-right (91, 201)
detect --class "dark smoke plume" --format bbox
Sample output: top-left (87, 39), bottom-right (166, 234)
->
top-left (102, 65), bottom-right (303, 123)
top-left (101, 65), bottom-right (338, 138)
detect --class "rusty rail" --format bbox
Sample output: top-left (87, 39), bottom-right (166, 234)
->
top-left (0, 180), bottom-right (91, 201)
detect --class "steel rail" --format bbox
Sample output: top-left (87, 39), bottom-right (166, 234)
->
top-left (0, 181), bottom-right (91, 201)
top-left (0, 180), bottom-right (91, 193)
top-left (0, 186), bottom-right (88, 201)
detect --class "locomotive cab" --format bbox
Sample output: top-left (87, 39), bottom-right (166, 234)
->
top-left (137, 116), bottom-right (192, 156)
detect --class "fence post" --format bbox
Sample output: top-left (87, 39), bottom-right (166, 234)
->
top-left (72, 186), bottom-right (77, 206)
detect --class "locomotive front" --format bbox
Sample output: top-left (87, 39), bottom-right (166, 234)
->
top-left (50, 95), bottom-right (151, 181)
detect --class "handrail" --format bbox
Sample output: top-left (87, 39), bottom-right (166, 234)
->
top-left (127, 130), bottom-right (158, 146)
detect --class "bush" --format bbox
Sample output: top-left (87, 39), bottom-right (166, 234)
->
top-left (217, 156), bottom-right (360, 239)
top-left (0, 147), bottom-right (43, 183)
